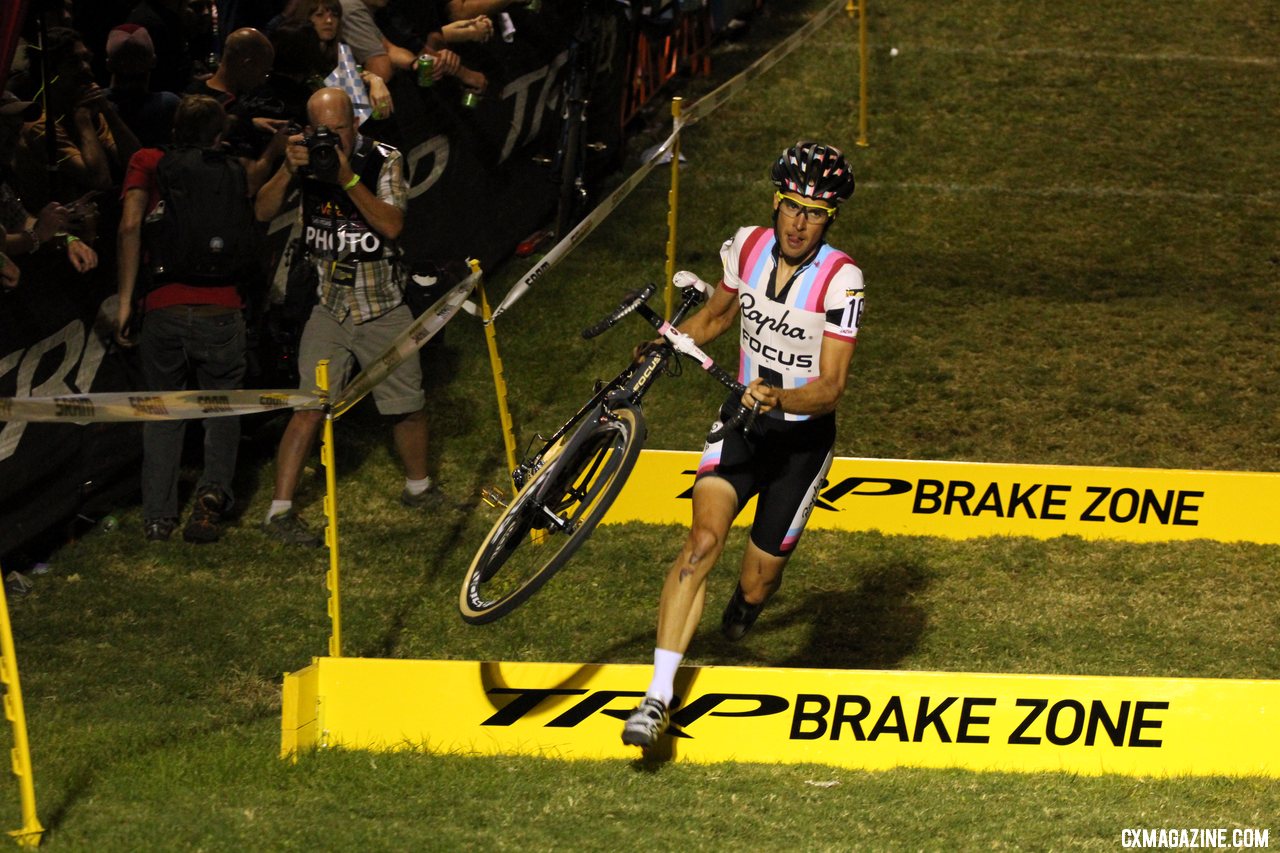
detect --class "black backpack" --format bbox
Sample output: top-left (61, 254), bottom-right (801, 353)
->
top-left (144, 146), bottom-right (259, 285)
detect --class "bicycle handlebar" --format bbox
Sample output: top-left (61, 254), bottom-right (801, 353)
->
top-left (581, 283), bottom-right (658, 339)
top-left (707, 400), bottom-right (761, 444)
top-left (583, 285), bottom-right (769, 441)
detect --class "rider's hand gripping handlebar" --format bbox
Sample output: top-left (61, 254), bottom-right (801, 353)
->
top-left (580, 282), bottom-right (770, 442)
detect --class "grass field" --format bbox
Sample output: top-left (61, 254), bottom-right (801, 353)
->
top-left (3, 0), bottom-right (1279, 849)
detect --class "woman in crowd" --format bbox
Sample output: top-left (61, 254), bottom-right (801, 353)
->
top-left (291, 0), bottom-right (394, 125)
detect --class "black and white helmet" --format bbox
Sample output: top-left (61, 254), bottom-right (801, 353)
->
top-left (770, 141), bottom-right (855, 204)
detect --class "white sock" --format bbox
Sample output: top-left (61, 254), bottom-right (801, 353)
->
top-left (646, 648), bottom-right (683, 705)
top-left (405, 476), bottom-right (433, 496)
top-left (266, 500), bottom-right (292, 522)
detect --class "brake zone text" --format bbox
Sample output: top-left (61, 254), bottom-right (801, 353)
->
top-left (479, 688), bottom-right (1169, 748)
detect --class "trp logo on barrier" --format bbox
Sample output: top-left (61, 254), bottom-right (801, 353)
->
top-left (808, 476), bottom-right (1204, 527)
top-left (610, 451), bottom-right (1280, 544)
top-left (677, 472), bottom-right (1204, 527)
top-left (477, 687), bottom-right (1168, 749)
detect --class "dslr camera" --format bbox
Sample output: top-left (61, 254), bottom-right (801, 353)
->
top-left (299, 125), bottom-right (342, 182)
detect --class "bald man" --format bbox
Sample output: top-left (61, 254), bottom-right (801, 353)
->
top-left (185, 28), bottom-right (285, 189)
top-left (255, 88), bottom-right (440, 546)
top-left (187, 27), bottom-right (275, 103)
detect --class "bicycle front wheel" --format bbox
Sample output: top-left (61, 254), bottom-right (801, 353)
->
top-left (459, 405), bottom-right (645, 624)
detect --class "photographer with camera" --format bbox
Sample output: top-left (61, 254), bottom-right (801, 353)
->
top-left (255, 87), bottom-right (439, 546)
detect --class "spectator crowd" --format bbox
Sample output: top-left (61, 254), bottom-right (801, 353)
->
top-left (1, 0), bottom-right (759, 554)
top-left (1, 0), bottom-right (542, 546)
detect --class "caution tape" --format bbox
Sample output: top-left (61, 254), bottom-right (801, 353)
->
top-left (489, 0), bottom-right (849, 320)
top-left (1, 273), bottom-right (479, 424)
top-left (330, 270), bottom-right (478, 417)
top-left (0, 389), bottom-right (321, 424)
top-left (490, 133), bottom-right (676, 320)
top-left (680, 0), bottom-right (846, 127)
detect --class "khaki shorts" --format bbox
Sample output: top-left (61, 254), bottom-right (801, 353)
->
top-left (298, 303), bottom-right (425, 415)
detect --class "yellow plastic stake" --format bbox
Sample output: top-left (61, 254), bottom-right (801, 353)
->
top-left (474, 260), bottom-right (520, 489)
top-left (317, 360), bottom-right (342, 658)
top-left (663, 97), bottom-right (683, 320)
top-left (0, 563), bottom-right (45, 848)
top-left (476, 261), bottom-right (547, 542)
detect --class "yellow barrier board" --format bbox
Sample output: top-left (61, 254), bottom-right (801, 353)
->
top-left (281, 657), bottom-right (1279, 778)
top-left (602, 450), bottom-right (1280, 544)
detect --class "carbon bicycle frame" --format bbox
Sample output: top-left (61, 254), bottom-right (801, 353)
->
top-left (511, 286), bottom-right (706, 490)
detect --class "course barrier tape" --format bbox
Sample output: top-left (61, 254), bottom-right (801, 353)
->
top-left (680, 0), bottom-right (847, 127)
top-left (330, 270), bottom-right (479, 418)
top-left (0, 389), bottom-right (321, 424)
top-left (490, 0), bottom-right (850, 321)
top-left (490, 133), bottom-right (677, 320)
top-left (0, 273), bottom-right (479, 425)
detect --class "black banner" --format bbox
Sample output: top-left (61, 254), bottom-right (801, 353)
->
top-left (0, 252), bottom-right (142, 557)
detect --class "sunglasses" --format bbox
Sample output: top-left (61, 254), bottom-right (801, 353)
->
top-left (775, 192), bottom-right (835, 223)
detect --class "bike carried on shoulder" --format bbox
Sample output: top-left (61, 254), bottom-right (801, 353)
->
top-left (459, 276), bottom-right (760, 624)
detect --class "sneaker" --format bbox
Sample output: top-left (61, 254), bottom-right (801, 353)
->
top-left (144, 518), bottom-right (178, 542)
top-left (262, 509), bottom-right (324, 547)
top-left (399, 483), bottom-right (443, 508)
top-left (183, 489), bottom-right (228, 544)
top-left (621, 697), bottom-right (670, 748)
top-left (720, 585), bottom-right (765, 641)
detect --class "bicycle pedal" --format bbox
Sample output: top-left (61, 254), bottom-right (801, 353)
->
top-left (480, 486), bottom-right (509, 509)
top-left (587, 141), bottom-right (608, 152)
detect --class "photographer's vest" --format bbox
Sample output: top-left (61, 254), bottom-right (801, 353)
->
top-left (299, 137), bottom-right (396, 264)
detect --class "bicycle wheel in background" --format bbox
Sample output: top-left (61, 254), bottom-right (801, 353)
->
top-left (459, 404), bottom-right (645, 624)
top-left (555, 87), bottom-right (587, 240)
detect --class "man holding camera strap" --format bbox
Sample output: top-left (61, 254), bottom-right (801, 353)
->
top-left (255, 87), bottom-right (440, 547)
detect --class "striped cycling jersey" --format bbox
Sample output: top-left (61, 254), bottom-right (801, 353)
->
top-left (720, 226), bottom-right (865, 422)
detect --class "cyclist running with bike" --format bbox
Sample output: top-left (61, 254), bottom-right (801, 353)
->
top-left (623, 141), bottom-right (864, 748)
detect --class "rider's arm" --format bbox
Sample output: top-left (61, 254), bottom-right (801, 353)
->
top-left (677, 282), bottom-right (738, 347)
top-left (747, 336), bottom-right (856, 417)
top-left (748, 266), bottom-right (863, 417)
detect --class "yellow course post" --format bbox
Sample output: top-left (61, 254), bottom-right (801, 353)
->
top-left (663, 97), bottom-right (683, 320)
top-left (317, 360), bottom-right (342, 657)
top-left (475, 260), bottom-right (520, 490)
top-left (0, 564), bottom-right (44, 848)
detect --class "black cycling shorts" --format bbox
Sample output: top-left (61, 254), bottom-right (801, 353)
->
top-left (695, 395), bottom-right (835, 557)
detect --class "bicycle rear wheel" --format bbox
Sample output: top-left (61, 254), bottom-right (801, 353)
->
top-left (459, 404), bottom-right (645, 624)
top-left (555, 94), bottom-right (586, 240)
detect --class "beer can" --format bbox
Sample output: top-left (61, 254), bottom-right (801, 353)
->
top-left (416, 54), bottom-right (435, 87)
